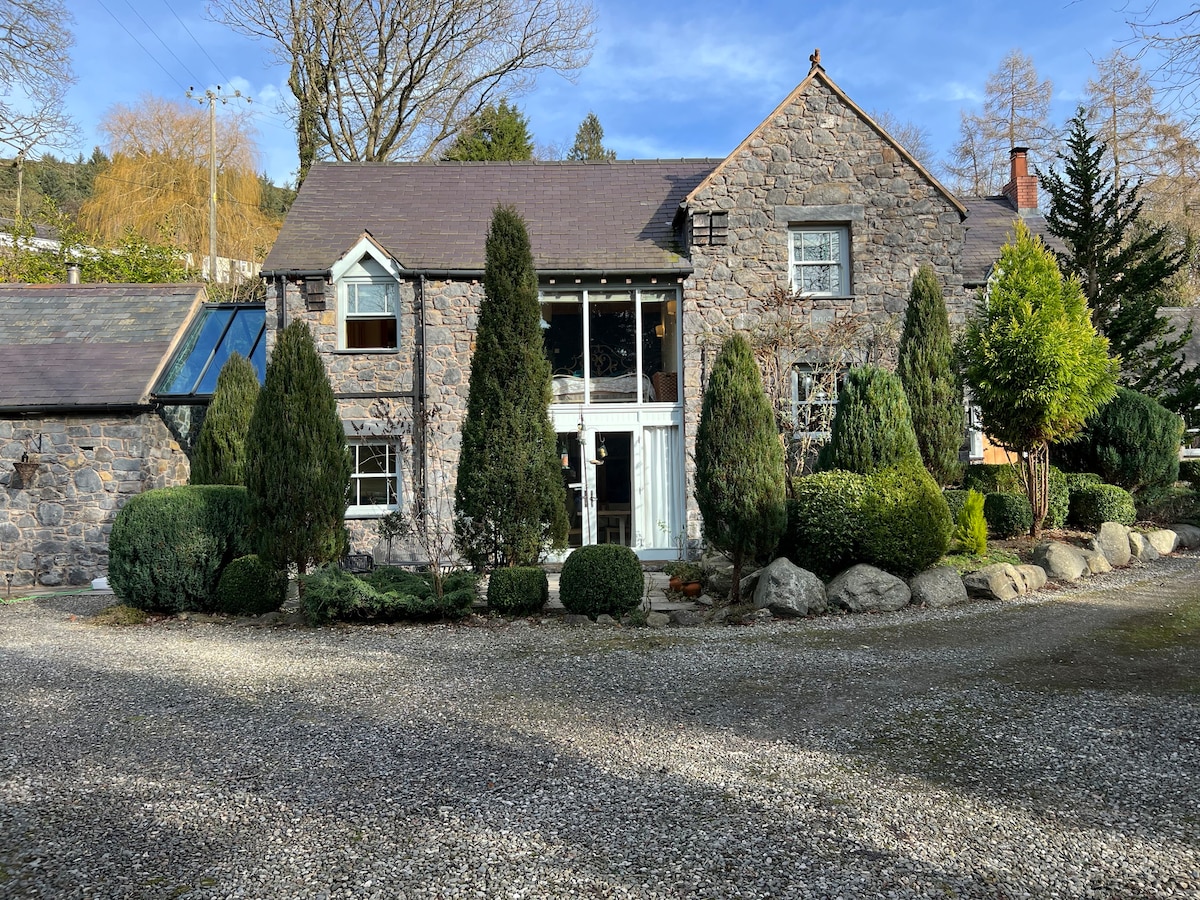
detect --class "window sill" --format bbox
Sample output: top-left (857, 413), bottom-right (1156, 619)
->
top-left (334, 348), bottom-right (400, 355)
top-left (346, 506), bottom-right (398, 519)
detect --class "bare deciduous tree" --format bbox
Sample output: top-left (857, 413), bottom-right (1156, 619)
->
top-left (1085, 49), bottom-right (1170, 184)
top-left (946, 49), bottom-right (1055, 195)
top-left (869, 109), bottom-right (934, 165)
top-left (207, 0), bottom-right (596, 184)
top-left (1128, 4), bottom-right (1200, 112)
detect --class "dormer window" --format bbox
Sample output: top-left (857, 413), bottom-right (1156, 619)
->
top-left (330, 236), bottom-right (403, 352)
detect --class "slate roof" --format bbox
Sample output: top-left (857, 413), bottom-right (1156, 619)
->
top-left (0, 283), bottom-right (205, 411)
top-left (262, 160), bottom-right (721, 276)
top-left (962, 196), bottom-right (1058, 286)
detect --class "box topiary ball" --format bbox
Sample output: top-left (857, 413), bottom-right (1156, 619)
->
top-left (559, 544), bottom-right (644, 619)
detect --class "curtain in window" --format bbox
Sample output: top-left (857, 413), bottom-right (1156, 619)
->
top-left (640, 425), bottom-right (679, 548)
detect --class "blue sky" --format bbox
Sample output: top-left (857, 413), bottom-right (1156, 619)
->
top-left (66, 0), bottom-right (1168, 186)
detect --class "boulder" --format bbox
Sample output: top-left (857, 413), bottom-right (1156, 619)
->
top-left (827, 564), bottom-right (911, 613)
top-left (645, 612), bottom-right (672, 629)
top-left (752, 558), bottom-right (827, 617)
top-left (1129, 531), bottom-right (1160, 563)
top-left (1079, 548), bottom-right (1113, 575)
top-left (1016, 565), bottom-right (1048, 592)
top-left (1145, 529), bottom-right (1178, 555)
top-left (1171, 523), bottom-right (1200, 550)
top-left (739, 568), bottom-right (763, 599)
top-left (1032, 541), bottom-right (1088, 582)
top-left (963, 564), bottom-right (1024, 601)
top-left (669, 609), bottom-right (704, 627)
top-left (702, 551), bottom-right (735, 598)
top-left (1091, 522), bottom-right (1132, 568)
top-left (909, 566), bottom-right (968, 609)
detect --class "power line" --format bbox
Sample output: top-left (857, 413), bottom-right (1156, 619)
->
top-left (161, 0), bottom-right (237, 88)
top-left (94, 0), bottom-right (190, 96)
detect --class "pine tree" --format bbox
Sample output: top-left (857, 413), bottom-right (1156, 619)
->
top-left (567, 112), bottom-right (616, 161)
top-left (442, 100), bottom-right (534, 162)
top-left (820, 366), bottom-right (922, 475)
top-left (190, 352), bottom-right (260, 485)
top-left (454, 204), bottom-right (567, 569)
top-left (897, 266), bottom-right (963, 486)
top-left (243, 319), bottom-right (350, 574)
top-left (694, 333), bottom-right (786, 604)
top-left (960, 221), bottom-right (1119, 536)
top-left (1041, 108), bottom-right (1198, 418)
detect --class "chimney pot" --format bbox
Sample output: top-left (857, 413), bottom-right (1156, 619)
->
top-left (1002, 147), bottom-right (1038, 212)
top-left (66, 264), bottom-right (80, 284)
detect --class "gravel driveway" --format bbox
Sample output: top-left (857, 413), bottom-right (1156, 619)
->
top-left (2, 557), bottom-right (1199, 900)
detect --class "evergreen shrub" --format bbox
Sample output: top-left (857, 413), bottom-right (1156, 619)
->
top-left (300, 565), bottom-right (478, 625)
top-left (1179, 458), bottom-right (1200, 486)
top-left (983, 492), bottom-right (1033, 539)
top-left (190, 352), bottom-right (259, 485)
top-left (858, 467), bottom-right (952, 577)
top-left (215, 555), bottom-right (286, 616)
top-left (781, 467), bottom-right (949, 579)
top-left (952, 489), bottom-right (988, 556)
top-left (963, 463), bottom-right (1068, 529)
top-left (487, 566), bottom-right (549, 616)
top-left (1054, 387), bottom-right (1183, 495)
top-left (109, 485), bottom-right (250, 614)
top-left (1135, 485), bottom-right (1200, 526)
top-left (943, 489), bottom-right (968, 523)
top-left (1069, 484), bottom-right (1137, 529)
top-left (559, 544), bottom-right (644, 619)
top-left (819, 366), bottom-right (922, 474)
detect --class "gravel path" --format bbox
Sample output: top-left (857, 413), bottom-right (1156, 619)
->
top-left (2, 558), bottom-right (1199, 899)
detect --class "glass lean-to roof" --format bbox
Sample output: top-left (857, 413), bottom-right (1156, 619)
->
top-left (157, 304), bottom-right (266, 398)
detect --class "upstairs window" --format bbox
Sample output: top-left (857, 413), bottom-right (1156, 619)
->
top-left (790, 226), bottom-right (849, 296)
top-left (342, 279), bottom-right (398, 350)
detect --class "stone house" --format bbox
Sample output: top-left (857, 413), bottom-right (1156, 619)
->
top-left (0, 283), bottom-right (265, 588)
top-left (261, 58), bottom-right (1041, 562)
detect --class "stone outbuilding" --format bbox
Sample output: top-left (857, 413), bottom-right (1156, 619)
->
top-left (0, 283), bottom-right (220, 588)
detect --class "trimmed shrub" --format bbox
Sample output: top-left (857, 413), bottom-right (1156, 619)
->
top-left (953, 489), bottom-right (988, 555)
top-left (963, 463), bottom-right (1068, 529)
top-left (1179, 458), bottom-right (1200, 486)
top-left (943, 489), bottom-right (968, 523)
top-left (858, 466), bottom-right (952, 577)
top-left (781, 470), bottom-right (868, 579)
top-left (1046, 467), bottom-right (1070, 530)
top-left (1064, 472), bottom-right (1103, 495)
top-left (300, 565), bottom-right (478, 625)
top-left (215, 555), bottom-right (286, 616)
top-left (1069, 484), bottom-right (1137, 529)
top-left (983, 492), bottom-right (1033, 539)
top-left (820, 366), bottom-right (922, 475)
top-left (781, 466), bottom-right (949, 579)
top-left (1054, 387), bottom-right (1183, 495)
top-left (559, 544), bottom-right (644, 619)
top-left (1136, 486), bottom-right (1200, 526)
top-left (190, 352), bottom-right (259, 485)
top-left (108, 485), bottom-right (251, 614)
top-left (487, 566), bottom-right (549, 616)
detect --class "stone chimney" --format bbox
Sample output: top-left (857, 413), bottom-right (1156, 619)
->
top-left (1001, 147), bottom-right (1039, 212)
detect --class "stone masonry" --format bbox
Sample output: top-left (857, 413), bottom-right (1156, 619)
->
top-left (0, 414), bottom-right (189, 588)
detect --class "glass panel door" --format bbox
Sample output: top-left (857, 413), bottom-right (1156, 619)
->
top-left (593, 432), bottom-right (632, 546)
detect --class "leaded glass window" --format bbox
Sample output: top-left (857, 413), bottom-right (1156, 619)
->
top-left (790, 226), bottom-right (849, 297)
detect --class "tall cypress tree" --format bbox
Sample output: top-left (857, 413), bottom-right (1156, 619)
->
top-left (897, 265), bottom-right (962, 486)
top-left (1041, 108), bottom-right (1197, 417)
top-left (454, 204), bottom-right (567, 569)
top-left (244, 319), bottom-right (350, 574)
top-left (695, 333), bottom-right (786, 603)
top-left (190, 352), bottom-right (260, 486)
top-left (820, 366), bottom-right (922, 475)
top-left (567, 112), bottom-right (616, 161)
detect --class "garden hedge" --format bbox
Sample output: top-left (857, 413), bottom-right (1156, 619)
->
top-left (108, 485), bottom-right (251, 614)
top-left (983, 492), bottom-right (1032, 539)
top-left (487, 566), bottom-right (549, 616)
top-left (215, 554), bottom-right (287, 616)
top-left (1069, 484), bottom-right (1137, 529)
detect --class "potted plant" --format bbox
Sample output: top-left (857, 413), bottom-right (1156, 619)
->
top-left (664, 561), bottom-right (704, 596)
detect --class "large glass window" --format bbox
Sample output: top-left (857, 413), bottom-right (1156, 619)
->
top-left (348, 442), bottom-right (399, 515)
top-left (790, 226), bottom-right (850, 297)
top-left (157, 304), bottom-right (266, 397)
top-left (541, 287), bottom-right (679, 404)
top-left (341, 279), bottom-right (398, 350)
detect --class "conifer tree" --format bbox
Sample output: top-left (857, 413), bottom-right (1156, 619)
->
top-left (190, 352), bottom-right (260, 485)
top-left (960, 221), bottom-right (1118, 536)
top-left (1041, 108), bottom-right (1198, 417)
top-left (454, 204), bottom-right (567, 569)
top-left (244, 319), bottom-right (350, 574)
top-left (567, 112), bottom-right (616, 161)
top-left (442, 100), bottom-right (534, 162)
top-left (897, 265), bottom-right (962, 486)
top-left (694, 333), bottom-right (786, 603)
top-left (820, 366), bottom-right (922, 475)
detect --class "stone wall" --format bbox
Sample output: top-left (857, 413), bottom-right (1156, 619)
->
top-left (0, 413), bottom-right (190, 588)
top-left (679, 74), bottom-right (968, 535)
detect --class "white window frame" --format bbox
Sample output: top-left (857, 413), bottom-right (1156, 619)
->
top-left (790, 364), bottom-right (840, 441)
top-left (330, 236), bottom-right (403, 352)
top-left (789, 225), bottom-right (850, 297)
top-left (347, 441), bottom-right (401, 517)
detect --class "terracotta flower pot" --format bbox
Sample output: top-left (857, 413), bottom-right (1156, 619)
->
top-left (668, 575), bottom-right (683, 592)
top-left (682, 581), bottom-right (702, 597)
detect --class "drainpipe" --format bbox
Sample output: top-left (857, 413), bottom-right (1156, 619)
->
top-left (415, 274), bottom-right (427, 514)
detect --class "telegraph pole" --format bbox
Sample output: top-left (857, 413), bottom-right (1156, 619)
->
top-left (187, 86), bottom-right (250, 283)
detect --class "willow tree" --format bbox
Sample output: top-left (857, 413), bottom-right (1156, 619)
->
top-left (960, 221), bottom-right (1118, 536)
top-left (80, 95), bottom-right (280, 273)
